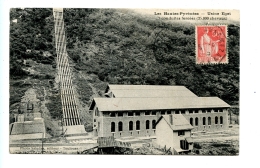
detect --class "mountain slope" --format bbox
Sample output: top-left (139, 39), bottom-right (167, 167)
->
top-left (9, 8), bottom-right (239, 135)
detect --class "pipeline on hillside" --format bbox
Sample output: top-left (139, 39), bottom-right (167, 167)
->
top-left (53, 8), bottom-right (81, 126)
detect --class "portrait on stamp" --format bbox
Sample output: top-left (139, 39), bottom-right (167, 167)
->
top-left (196, 25), bottom-right (227, 64)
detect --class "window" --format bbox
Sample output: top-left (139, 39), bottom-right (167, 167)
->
top-left (169, 115), bottom-right (173, 125)
top-left (215, 116), bottom-right (218, 124)
top-left (110, 113), bottom-right (116, 117)
top-left (118, 121), bottom-right (123, 131)
top-left (219, 109), bottom-right (223, 112)
top-left (180, 140), bottom-right (189, 150)
top-left (111, 122), bottom-right (115, 132)
top-left (27, 102), bottom-right (34, 110)
top-left (195, 117), bottom-right (198, 126)
top-left (144, 111), bottom-right (150, 115)
top-left (145, 111), bottom-right (150, 115)
top-left (128, 112), bottom-right (133, 116)
top-left (129, 121), bottom-right (133, 131)
top-left (220, 116), bottom-right (223, 124)
top-left (175, 111), bottom-right (180, 114)
top-left (151, 111), bottom-right (156, 115)
top-left (181, 110), bottom-right (185, 114)
top-left (194, 110), bottom-right (199, 113)
top-left (118, 112), bottom-right (123, 117)
top-left (189, 110), bottom-right (193, 114)
top-left (97, 109), bottom-right (100, 116)
top-left (207, 109), bottom-right (212, 113)
top-left (190, 118), bottom-right (193, 126)
top-left (152, 120), bottom-right (156, 129)
top-left (208, 117), bottom-right (211, 125)
top-left (202, 109), bottom-right (207, 113)
top-left (203, 117), bottom-right (206, 125)
top-left (135, 112), bottom-right (140, 116)
top-left (178, 131), bottom-right (185, 136)
top-left (136, 121), bottom-right (140, 130)
top-left (94, 119), bottom-right (96, 122)
top-left (167, 111), bottom-right (171, 114)
top-left (146, 120), bottom-right (150, 129)
top-left (213, 109), bottom-right (218, 112)
top-left (161, 111), bottom-right (166, 115)
top-left (94, 108), bottom-right (97, 116)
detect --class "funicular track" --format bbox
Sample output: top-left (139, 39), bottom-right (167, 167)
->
top-left (53, 8), bottom-right (81, 127)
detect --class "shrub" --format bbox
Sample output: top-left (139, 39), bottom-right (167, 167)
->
top-left (211, 143), bottom-right (231, 148)
top-left (193, 142), bottom-right (202, 149)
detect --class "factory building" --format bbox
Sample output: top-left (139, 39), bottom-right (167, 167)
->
top-left (89, 85), bottom-right (230, 138)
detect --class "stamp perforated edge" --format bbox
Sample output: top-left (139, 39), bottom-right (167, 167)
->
top-left (195, 25), bottom-right (228, 65)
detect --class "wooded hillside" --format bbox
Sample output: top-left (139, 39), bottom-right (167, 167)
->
top-left (9, 8), bottom-right (239, 133)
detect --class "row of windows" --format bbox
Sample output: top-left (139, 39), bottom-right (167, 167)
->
top-left (190, 116), bottom-right (223, 126)
top-left (111, 120), bottom-right (157, 132)
top-left (104, 109), bottom-right (225, 117)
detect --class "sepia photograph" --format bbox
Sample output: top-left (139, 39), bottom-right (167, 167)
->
top-left (9, 8), bottom-right (240, 155)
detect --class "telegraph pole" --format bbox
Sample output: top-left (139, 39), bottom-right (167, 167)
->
top-left (41, 132), bottom-right (45, 154)
top-left (229, 108), bottom-right (232, 125)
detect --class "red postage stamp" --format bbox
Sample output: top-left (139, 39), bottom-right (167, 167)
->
top-left (196, 25), bottom-right (228, 64)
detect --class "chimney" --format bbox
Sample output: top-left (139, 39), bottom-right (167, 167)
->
top-left (169, 114), bottom-right (173, 125)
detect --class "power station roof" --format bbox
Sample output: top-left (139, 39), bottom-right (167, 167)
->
top-left (105, 84), bottom-right (197, 98)
top-left (109, 89), bottom-right (197, 98)
top-left (107, 84), bottom-right (192, 91)
top-left (89, 97), bottom-right (230, 111)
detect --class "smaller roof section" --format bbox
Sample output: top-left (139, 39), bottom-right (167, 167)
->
top-left (105, 84), bottom-right (197, 98)
top-left (53, 8), bottom-right (63, 12)
top-left (185, 137), bottom-right (194, 143)
top-left (106, 84), bottom-right (192, 91)
top-left (157, 114), bottom-right (193, 131)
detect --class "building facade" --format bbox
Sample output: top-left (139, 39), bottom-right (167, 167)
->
top-left (89, 85), bottom-right (230, 138)
top-left (156, 114), bottom-right (194, 154)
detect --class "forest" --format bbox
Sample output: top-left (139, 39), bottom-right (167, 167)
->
top-left (9, 8), bottom-right (239, 131)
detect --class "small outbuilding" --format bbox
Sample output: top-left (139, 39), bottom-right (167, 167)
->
top-left (155, 114), bottom-right (194, 154)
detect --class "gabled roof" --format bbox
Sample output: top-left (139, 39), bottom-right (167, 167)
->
top-left (106, 84), bottom-right (192, 91)
top-left (156, 114), bottom-right (193, 131)
top-left (89, 97), bottom-right (230, 111)
top-left (105, 84), bottom-right (197, 98)
top-left (109, 89), bottom-right (197, 98)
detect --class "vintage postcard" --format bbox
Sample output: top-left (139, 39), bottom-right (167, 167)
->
top-left (9, 8), bottom-right (239, 155)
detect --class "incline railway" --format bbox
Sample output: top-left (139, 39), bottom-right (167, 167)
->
top-left (53, 8), bottom-right (86, 134)
top-left (53, 8), bottom-right (81, 126)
